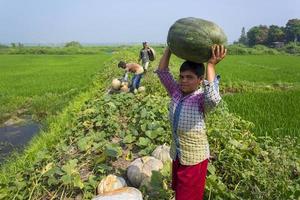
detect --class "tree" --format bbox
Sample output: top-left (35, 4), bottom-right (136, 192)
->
top-left (285, 19), bottom-right (300, 43)
top-left (238, 27), bottom-right (248, 45)
top-left (18, 42), bottom-right (24, 48)
top-left (64, 41), bottom-right (82, 48)
top-left (0, 43), bottom-right (9, 48)
top-left (267, 25), bottom-right (285, 45)
top-left (247, 25), bottom-right (269, 46)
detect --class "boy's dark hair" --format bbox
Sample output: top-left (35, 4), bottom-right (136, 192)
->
top-left (118, 61), bottom-right (126, 68)
top-left (180, 61), bottom-right (205, 78)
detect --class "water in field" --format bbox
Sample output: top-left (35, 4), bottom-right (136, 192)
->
top-left (0, 116), bottom-right (40, 164)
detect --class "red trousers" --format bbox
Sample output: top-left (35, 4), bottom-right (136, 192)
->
top-left (172, 158), bottom-right (209, 200)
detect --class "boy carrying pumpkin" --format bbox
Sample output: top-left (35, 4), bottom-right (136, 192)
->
top-left (156, 45), bottom-right (227, 200)
top-left (139, 42), bottom-right (151, 72)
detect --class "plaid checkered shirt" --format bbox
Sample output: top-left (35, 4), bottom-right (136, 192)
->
top-left (156, 68), bottom-right (221, 165)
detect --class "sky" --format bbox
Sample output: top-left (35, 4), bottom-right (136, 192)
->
top-left (0, 0), bottom-right (299, 45)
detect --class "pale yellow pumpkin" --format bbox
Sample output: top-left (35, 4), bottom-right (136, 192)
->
top-left (111, 79), bottom-right (121, 90)
top-left (137, 86), bottom-right (146, 92)
top-left (121, 81), bottom-right (129, 87)
top-left (151, 144), bottom-right (171, 163)
top-left (97, 174), bottom-right (127, 194)
top-left (127, 156), bottom-right (163, 187)
top-left (120, 85), bottom-right (129, 92)
top-left (92, 187), bottom-right (143, 200)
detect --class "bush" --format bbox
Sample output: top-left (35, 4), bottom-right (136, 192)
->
top-left (228, 44), bottom-right (280, 55)
top-left (280, 42), bottom-right (300, 55)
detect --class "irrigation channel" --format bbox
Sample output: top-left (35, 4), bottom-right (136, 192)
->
top-left (0, 116), bottom-right (41, 164)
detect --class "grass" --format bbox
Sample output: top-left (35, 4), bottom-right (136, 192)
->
top-left (223, 90), bottom-right (300, 138)
top-left (217, 55), bottom-right (300, 84)
top-left (0, 54), bottom-right (110, 123)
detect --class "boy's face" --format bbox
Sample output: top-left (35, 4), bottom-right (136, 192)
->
top-left (179, 70), bottom-right (203, 94)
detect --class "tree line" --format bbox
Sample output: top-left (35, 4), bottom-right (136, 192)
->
top-left (237, 18), bottom-right (300, 47)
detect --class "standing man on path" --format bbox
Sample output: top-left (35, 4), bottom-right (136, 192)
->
top-left (139, 42), bottom-right (151, 72)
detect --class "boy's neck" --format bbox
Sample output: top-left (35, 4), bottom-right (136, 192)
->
top-left (181, 90), bottom-right (196, 97)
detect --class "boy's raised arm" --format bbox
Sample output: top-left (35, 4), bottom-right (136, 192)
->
top-left (204, 45), bottom-right (227, 113)
top-left (206, 45), bottom-right (227, 82)
top-left (156, 47), bottom-right (179, 96)
top-left (158, 47), bottom-right (171, 70)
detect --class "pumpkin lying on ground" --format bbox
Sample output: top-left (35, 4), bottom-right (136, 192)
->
top-left (127, 156), bottom-right (163, 188)
top-left (120, 84), bottom-right (129, 92)
top-left (92, 187), bottom-right (143, 200)
top-left (167, 17), bottom-right (227, 63)
top-left (97, 174), bottom-right (127, 194)
top-left (137, 86), bottom-right (146, 92)
top-left (111, 79), bottom-right (122, 90)
top-left (151, 144), bottom-right (171, 163)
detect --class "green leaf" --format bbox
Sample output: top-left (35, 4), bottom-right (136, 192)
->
top-left (87, 175), bottom-right (98, 188)
top-left (94, 153), bottom-right (107, 164)
top-left (62, 159), bottom-right (78, 176)
top-left (140, 108), bottom-right (148, 118)
top-left (61, 174), bottom-right (72, 185)
top-left (147, 121), bottom-right (159, 130)
top-left (141, 124), bottom-right (147, 132)
top-left (105, 144), bottom-right (122, 158)
top-left (73, 175), bottom-right (84, 189)
top-left (77, 137), bottom-right (91, 151)
top-left (145, 130), bottom-right (158, 139)
top-left (137, 137), bottom-right (151, 147)
top-left (123, 134), bottom-right (136, 144)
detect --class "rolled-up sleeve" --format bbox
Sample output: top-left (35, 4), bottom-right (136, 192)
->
top-left (203, 77), bottom-right (222, 113)
top-left (155, 68), bottom-right (180, 97)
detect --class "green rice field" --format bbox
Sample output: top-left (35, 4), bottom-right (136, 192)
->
top-left (0, 54), bottom-right (110, 123)
top-left (217, 55), bottom-right (300, 138)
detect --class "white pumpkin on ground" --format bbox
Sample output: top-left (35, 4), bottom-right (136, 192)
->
top-left (112, 79), bottom-right (122, 90)
top-left (127, 156), bottom-right (163, 187)
top-left (97, 174), bottom-right (127, 194)
top-left (137, 86), bottom-right (146, 92)
top-left (92, 187), bottom-right (143, 200)
top-left (120, 85), bottom-right (129, 92)
top-left (121, 81), bottom-right (129, 87)
top-left (151, 144), bottom-right (172, 163)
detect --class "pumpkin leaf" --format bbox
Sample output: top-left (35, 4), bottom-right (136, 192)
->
top-left (145, 130), bottom-right (158, 139)
top-left (62, 159), bottom-right (78, 176)
top-left (105, 144), bottom-right (122, 158)
top-left (123, 134), bottom-right (136, 144)
top-left (94, 153), bottom-right (107, 164)
top-left (137, 137), bottom-right (151, 147)
top-left (61, 174), bottom-right (72, 185)
top-left (73, 175), bottom-right (84, 189)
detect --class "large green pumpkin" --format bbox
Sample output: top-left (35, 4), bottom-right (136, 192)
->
top-left (167, 17), bottom-right (227, 63)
